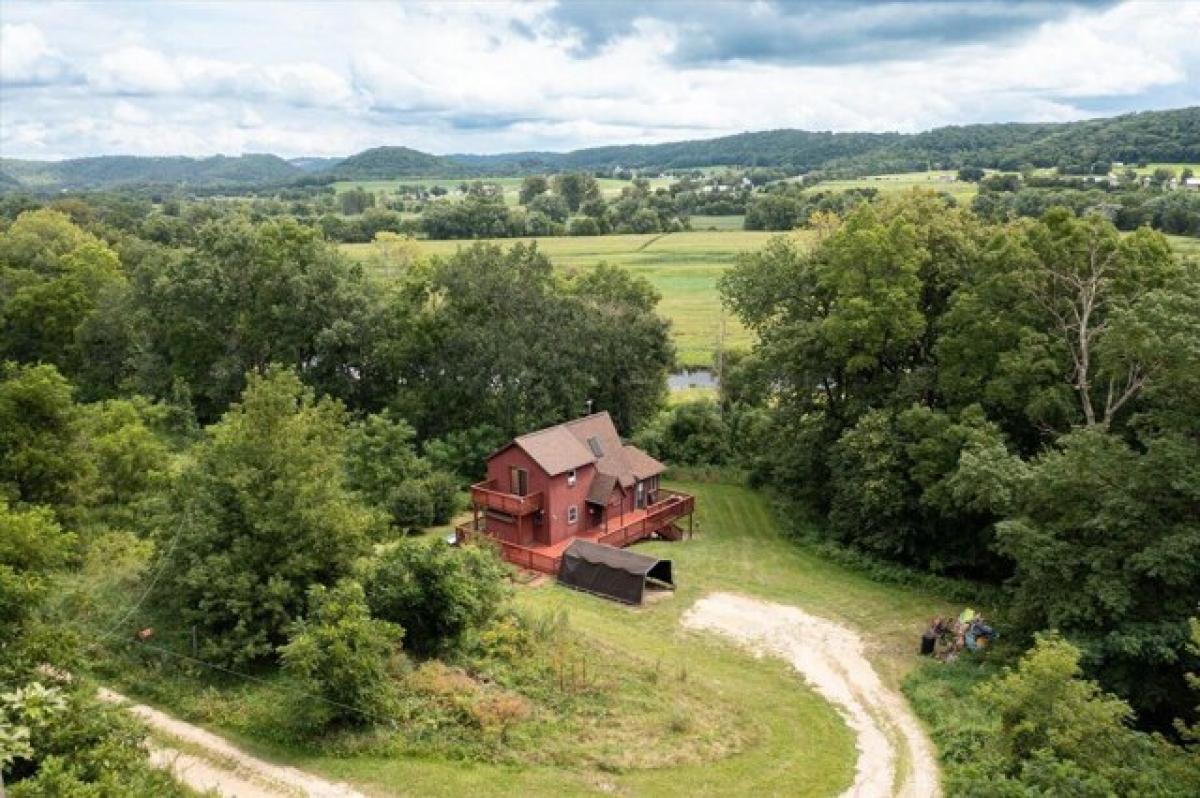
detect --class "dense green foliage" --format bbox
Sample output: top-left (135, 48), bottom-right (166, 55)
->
top-left (0, 452), bottom-right (185, 795)
top-left (377, 244), bottom-right (671, 442)
top-left (1, 683), bottom-right (187, 797)
top-left (158, 369), bottom-right (379, 665)
top-left (909, 636), bottom-right (1200, 796)
top-left (344, 411), bottom-right (460, 531)
top-left (0, 363), bottom-right (81, 508)
top-left (721, 193), bottom-right (1200, 729)
top-left (363, 540), bottom-right (509, 657)
top-left (129, 217), bottom-right (375, 421)
top-left (972, 171), bottom-right (1200, 236)
top-left (280, 579), bottom-right (406, 727)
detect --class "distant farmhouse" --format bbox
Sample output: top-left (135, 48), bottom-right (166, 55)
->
top-left (457, 412), bottom-right (695, 577)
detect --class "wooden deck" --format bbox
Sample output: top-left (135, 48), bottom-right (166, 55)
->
top-left (456, 489), bottom-right (695, 575)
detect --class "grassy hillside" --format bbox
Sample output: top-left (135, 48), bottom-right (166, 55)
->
top-left (343, 230), bottom-right (793, 367)
top-left (100, 481), bottom-right (951, 796)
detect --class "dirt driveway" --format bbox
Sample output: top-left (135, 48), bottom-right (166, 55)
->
top-left (682, 592), bottom-right (941, 798)
top-left (98, 688), bottom-right (364, 797)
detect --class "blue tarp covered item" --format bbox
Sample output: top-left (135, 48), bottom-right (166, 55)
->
top-left (965, 620), bottom-right (996, 651)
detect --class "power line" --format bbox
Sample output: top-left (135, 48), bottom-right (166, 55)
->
top-left (95, 510), bottom-right (192, 641)
top-left (82, 509), bottom-right (397, 727)
top-left (81, 627), bottom-right (397, 728)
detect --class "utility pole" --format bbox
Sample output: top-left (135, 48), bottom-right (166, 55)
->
top-left (715, 307), bottom-right (726, 395)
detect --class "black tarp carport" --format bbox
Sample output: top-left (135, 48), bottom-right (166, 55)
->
top-left (558, 539), bottom-right (674, 604)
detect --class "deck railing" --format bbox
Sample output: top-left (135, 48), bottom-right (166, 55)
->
top-left (469, 480), bottom-right (543, 516)
top-left (458, 488), bottom-right (695, 576)
top-left (456, 522), bottom-right (561, 573)
top-left (599, 491), bottom-right (695, 547)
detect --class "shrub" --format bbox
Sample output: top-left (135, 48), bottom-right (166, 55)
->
top-left (364, 540), bottom-right (508, 657)
top-left (634, 400), bottom-right (730, 466)
top-left (941, 636), bottom-right (1200, 796)
top-left (279, 579), bottom-right (405, 728)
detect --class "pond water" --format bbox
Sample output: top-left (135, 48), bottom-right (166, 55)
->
top-left (668, 368), bottom-right (717, 391)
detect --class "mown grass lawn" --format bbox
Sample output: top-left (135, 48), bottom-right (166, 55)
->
top-left (271, 481), bottom-right (952, 796)
top-left (343, 230), bottom-right (795, 367)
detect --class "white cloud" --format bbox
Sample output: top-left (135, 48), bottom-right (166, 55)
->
top-left (0, 22), bottom-right (75, 86)
top-left (0, 1), bottom-right (1196, 159)
top-left (95, 46), bottom-right (183, 94)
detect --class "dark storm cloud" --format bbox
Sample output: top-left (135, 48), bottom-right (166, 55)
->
top-left (549, 0), bottom-right (1120, 65)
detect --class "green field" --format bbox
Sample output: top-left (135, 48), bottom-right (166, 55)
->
top-left (1127, 162), bottom-right (1200, 176)
top-left (1166, 234), bottom-right (1200, 259)
top-left (804, 171), bottom-right (980, 202)
top-left (344, 230), bottom-right (794, 367)
top-left (344, 226), bottom-right (1197, 368)
top-left (690, 214), bottom-right (747, 231)
top-left (334, 176), bottom-right (674, 206)
top-left (203, 481), bottom-right (950, 796)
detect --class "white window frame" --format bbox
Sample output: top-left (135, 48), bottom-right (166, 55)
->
top-left (567, 505), bottom-right (579, 524)
top-left (567, 469), bottom-right (577, 487)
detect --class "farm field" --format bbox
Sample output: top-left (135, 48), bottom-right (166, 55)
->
top-left (334, 176), bottom-right (673, 205)
top-left (804, 170), bottom-right (980, 202)
top-left (133, 481), bottom-right (949, 797)
top-left (344, 230), bottom-right (795, 367)
top-left (690, 214), bottom-right (746, 231)
top-left (343, 227), bottom-right (1198, 368)
top-left (1166, 234), bottom-right (1200, 259)
top-left (1127, 162), bottom-right (1200, 176)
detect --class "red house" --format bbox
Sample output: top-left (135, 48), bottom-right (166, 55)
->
top-left (456, 412), bottom-right (695, 574)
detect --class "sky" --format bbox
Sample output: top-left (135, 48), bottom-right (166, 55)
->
top-left (1, 0), bottom-right (1198, 161)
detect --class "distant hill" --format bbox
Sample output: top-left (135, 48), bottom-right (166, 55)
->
top-left (2, 107), bottom-right (1196, 192)
top-left (330, 146), bottom-right (468, 179)
top-left (448, 107), bottom-right (1200, 175)
top-left (450, 129), bottom-right (905, 173)
top-left (0, 153), bottom-right (302, 191)
top-left (287, 156), bottom-right (343, 173)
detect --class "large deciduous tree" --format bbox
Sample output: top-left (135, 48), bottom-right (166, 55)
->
top-left (994, 427), bottom-right (1200, 727)
top-left (0, 210), bottom-right (129, 399)
top-left (159, 368), bottom-right (379, 665)
top-left (129, 218), bottom-right (373, 422)
top-left (551, 172), bottom-right (601, 212)
top-left (373, 243), bottom-right (671, 441)
top-left (0, 363), bottom-right (80, 509)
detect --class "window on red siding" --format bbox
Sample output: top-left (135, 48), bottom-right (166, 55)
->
top-left (567, 469), bottom-right (577, 486)
top-left (567, 505), bottom-right (579, 524)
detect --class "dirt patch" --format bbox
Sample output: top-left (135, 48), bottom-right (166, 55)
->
top-left (99, 688), bottom-right (364, 797)
top-left (682, 593), bottom-right (940, 798)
